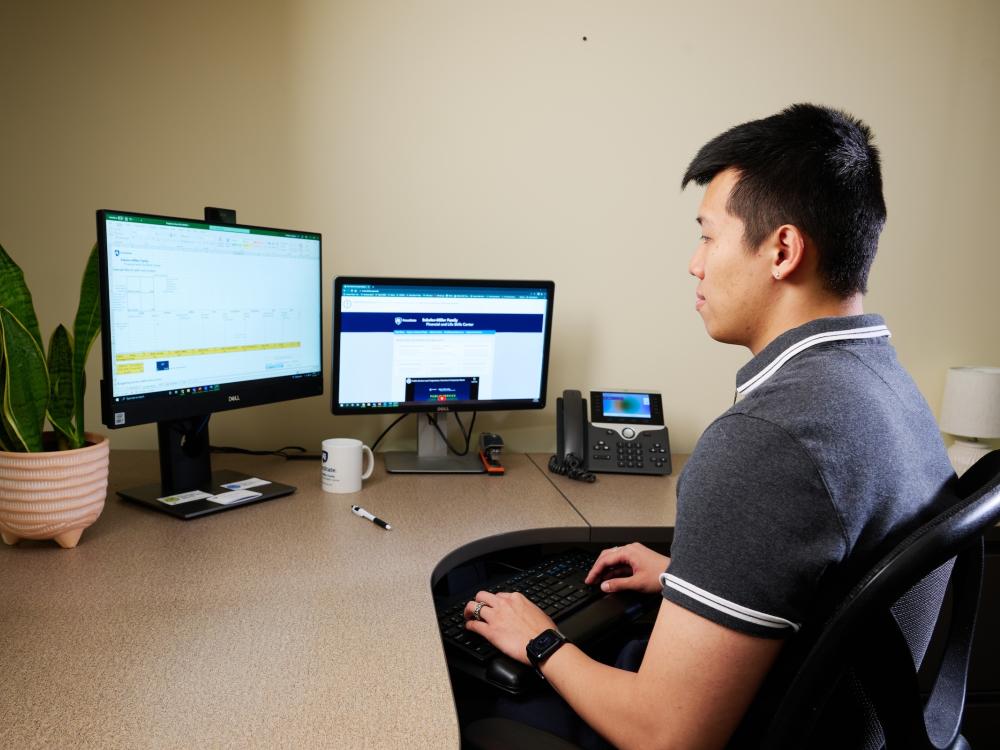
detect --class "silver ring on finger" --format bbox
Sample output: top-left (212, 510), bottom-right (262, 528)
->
top-left (472, 601), bottom-right (487, 622)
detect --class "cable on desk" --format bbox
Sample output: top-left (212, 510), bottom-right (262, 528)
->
top-left (210, 445), bottom-right (317, 460)
top-left (548, 452), bottom-right (597, 483)
top-left (209, 410), bottom-right (478, 461)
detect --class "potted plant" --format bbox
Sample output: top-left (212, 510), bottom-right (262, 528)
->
top-left (0, 242), bottom-right (108, 548)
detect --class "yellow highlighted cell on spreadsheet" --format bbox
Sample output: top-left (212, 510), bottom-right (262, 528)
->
top-left (115, 341), bottom-right (300, 362)
top-left (116, 362), bottom-right (145, 374)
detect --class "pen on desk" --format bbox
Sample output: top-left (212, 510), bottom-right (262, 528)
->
top-left (351, 504), bottom-right (392, 530)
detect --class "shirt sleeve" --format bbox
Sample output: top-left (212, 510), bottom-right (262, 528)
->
top-left (662, 413), bottom-right (847, 638)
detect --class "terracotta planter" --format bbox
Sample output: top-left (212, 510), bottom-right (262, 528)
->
top-left (0, 432), bottom-right (110, 549)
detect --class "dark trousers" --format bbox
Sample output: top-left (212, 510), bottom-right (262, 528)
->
top-left (488, 637), bottom-right (650, 750)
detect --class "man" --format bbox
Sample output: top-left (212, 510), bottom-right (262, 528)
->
top-left (463, 104), bottom-right (955, 749)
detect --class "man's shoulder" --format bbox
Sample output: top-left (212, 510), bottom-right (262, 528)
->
top-left (749, 339), bottom-right (896, 406)
top-left (683, 411), bottom-right (823, 497)
top-left (722, 336), bottom-right (953, 551)
top-left (734, 338), bottom-right (925, 443)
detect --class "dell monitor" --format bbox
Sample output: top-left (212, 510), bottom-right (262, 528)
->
top-left (331, 277), bottom-right (554, 473)
top-left (97, 209), bottom-right (322, 517)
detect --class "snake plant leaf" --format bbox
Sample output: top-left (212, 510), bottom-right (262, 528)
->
top-left (0, 307), bottom-right (49, 452)
top-left (0, 243), bottom-right (42, 350)
top-left (71, 243), bottom-right (100, 442)
top-left (47, 324), bottom-right (77, 448)
top-left (0, 358), bottom-right (15, 452)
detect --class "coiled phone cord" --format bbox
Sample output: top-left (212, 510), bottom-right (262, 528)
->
top-left (548, 452), bottom-right (597, 483)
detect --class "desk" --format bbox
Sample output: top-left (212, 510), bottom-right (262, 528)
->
top-left (0, 451), bottom-right (679, 748)
top-left (529, 453), bottom-right (686, 544)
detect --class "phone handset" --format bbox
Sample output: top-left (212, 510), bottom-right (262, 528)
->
top-left (549, 390), bottom-right (596, 483)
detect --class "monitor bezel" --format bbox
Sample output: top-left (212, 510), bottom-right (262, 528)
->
top-left (331, 276), bottom-right (555, 416)
top-left (96, 208), bottom-right (324, 430)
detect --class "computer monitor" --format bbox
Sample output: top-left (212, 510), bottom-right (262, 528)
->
top-left (97, 209), bottom-right (323, 517)
top-left (331, 277), bottom-right (554, 473)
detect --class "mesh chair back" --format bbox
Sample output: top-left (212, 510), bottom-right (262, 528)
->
top-left (749, 450), bottom-right (1000, 749)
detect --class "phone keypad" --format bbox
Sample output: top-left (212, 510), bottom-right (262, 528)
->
top-left (587, 428), bottom-right (671, 476)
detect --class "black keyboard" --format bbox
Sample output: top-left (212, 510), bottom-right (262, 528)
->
top-left (436, 549), bottom-right (601, 663)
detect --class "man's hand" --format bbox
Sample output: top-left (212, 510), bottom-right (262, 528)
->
top-left (464, 591), bottom-right (558, 665)
top-left (584, 542), bottom-right (670, 595)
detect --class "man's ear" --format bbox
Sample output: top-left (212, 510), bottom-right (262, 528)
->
top-left (770, 224), bottom-right (807, 281)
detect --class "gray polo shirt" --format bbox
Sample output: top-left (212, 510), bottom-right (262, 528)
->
top-left (660, 314), bottom-right (954, 638)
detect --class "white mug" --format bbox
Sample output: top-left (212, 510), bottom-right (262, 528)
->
top-left (321, 438), bottom-right (375, 493)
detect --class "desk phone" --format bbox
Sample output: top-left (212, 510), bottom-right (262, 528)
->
top-left (552, 389), bottom-right (671, 480)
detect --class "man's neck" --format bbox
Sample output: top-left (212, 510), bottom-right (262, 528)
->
top-left (749, 293), bottom-right (864, 355)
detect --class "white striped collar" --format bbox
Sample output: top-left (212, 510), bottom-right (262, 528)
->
top-left (735, 317), bottom-right (891, 402)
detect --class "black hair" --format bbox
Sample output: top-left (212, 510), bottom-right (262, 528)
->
top-left (681, 103), bottom-right (886, 297)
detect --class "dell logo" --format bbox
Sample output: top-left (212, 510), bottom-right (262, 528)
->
top-left (228, 395), bottom-right (241, 403)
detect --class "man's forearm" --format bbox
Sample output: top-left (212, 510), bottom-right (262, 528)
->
top-left (539, 603), bottom-right (772, 750)
top-left (541, 643), bottom-right (656, 749)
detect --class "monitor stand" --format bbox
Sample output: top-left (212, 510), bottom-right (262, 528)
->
top-left (384, 414), bottom-right (485, 474)
top-left (117, 416), bottom-right (296, 519)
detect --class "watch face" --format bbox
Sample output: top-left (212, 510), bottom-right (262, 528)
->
top-left (533, 631), bottom-right (560, 652)
top-left (527, 629), bottom-right (566, 677)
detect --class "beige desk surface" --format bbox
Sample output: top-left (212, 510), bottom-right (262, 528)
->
top-left (1, 451), bottom-right (680, 749)
top-left (530, 453), bottom-right (686, 544)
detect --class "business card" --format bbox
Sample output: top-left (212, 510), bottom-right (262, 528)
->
top-left (220, 477), bottom-right (272, 490)
top-left (207, 489), bottom-right (263, 505)
top-left (158, 490), bottom-right (213, 506)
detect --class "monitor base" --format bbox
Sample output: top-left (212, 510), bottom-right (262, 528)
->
top-left (383, 452), bottom-right (485, 474)
top-left (118, 469), bottom-right (296, 519)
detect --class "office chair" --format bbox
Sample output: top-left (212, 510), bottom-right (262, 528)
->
top-left (462, 450), bottom-right (1000, 750)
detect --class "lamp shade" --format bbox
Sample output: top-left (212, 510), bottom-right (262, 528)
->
top-left (940, 366), bottom-right (1000, 439)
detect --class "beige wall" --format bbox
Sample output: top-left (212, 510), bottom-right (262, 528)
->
top-left (2, 0), bottom-right (998, 455)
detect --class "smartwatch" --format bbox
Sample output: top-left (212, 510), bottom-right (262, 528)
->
top-left (526, 628), bottom-right (568, 679)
